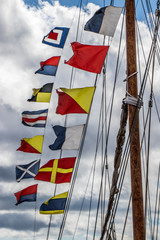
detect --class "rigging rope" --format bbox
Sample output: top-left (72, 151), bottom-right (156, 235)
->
top-left (46, 2), bottom-right (160, 240)
top-left (46, 0), bottom-right (84, 239)
top-left (152, 164), bottom-right (160, 240)
top-left (144, 6), bottom-right (158, 236)
top-left (71, 78), bottom-right (113, 240)
top-left (65, 3), bottom-right (127, 240)
top-left (136, 8), bottom-right (160, 123)
top-left (102, 5), bottom-right (160, 236)
top-left (100, 102), bottom-right (128, 240)
top-left (58, 3), bottom-right (125, 240)
top-left (30, 1), bottom-right (160, 240)
top-left (99, 9), bottom-right (126, 240)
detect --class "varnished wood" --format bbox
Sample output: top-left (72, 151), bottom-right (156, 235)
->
top-left (125, 0), bottom-right (145, 239)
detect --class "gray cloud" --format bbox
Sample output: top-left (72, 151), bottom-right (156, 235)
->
top-left (0, 213), bottom-right (47, 231)
top-left (0, 0), bottom-right (159, 240)
top-left (0, 165), bottom-right (15, 182)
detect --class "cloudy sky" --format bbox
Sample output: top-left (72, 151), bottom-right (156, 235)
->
top-left (0, 0), bottom-right (159, 240)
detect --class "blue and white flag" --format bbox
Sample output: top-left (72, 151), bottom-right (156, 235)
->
top-left (42, 27), bottom-right (69, 48)
top-left (84, 6), bottom-right (122, 37)
top-left (16, 160), bottom-right (40, 182)
top-left (22, 109), bottom-right (48, 128)
top-left (49, 125), bottom-right (84, 150)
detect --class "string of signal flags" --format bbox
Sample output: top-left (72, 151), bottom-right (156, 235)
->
top-left (14, 5), bottom-right (122, 214)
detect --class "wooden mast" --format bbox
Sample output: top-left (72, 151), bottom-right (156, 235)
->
top-left (125, 0), bottom-right (145, 239)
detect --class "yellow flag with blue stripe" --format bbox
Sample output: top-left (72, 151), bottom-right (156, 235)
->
top-left (40, 192), bottom-right (68, 214)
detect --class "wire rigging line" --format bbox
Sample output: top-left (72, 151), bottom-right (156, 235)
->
top-left (45, 1), bottom-right (84, 239)
top-left (85, 141), bottom-right (97, 240)
top-left (121, 97), bottom-right (154, 240)
top-left (144, 8), bottom-right (158, 237)
top-left (71, 74), bottom-right (112, 240)
top-left (103, 6), bottom-right (159, 236)
top-left (141, 0), bottom-right (160, 66)
top-left (87, 69), bottom-right (108, 240)
top-left (101, 102), bottom-right (128, 240)
top-left (66, 5), bottom-right (125, 240)
top-left (136, 23), bottom-right (150, 234)
top-left (120, 76), bottom-right (158, 240)
top-left (120, 194), bottom-right (132, 240)
top-left (46, 187), bottom-right (57, 240)
top-left (103, 6), bottom-right (125, 169)
top-left (57, 30), bottom-right (100, 240)
top-left (152, 164), bottom-right (160, 240)
top-left (99, 9), bottom-right (125, 240)
top-left (92, 69), bottom-right (113, 240)
top-left (100, 1), bottom-right (160, 239)
top-left (71, 160), bottom-right (96, 240)
top-left (57, 77), bottom-right (97, 240)
top-left (57, 2), bottom-right (123, 240)
top-left (69, 0), bottom-right (83, 89)
top-left (33, 201), bottom-right (38, 240)
top-left (155, 193), bottom-right (160, 240)
top-left (136, 19), bottom-right (160, 125)
top-left (45, 1), bottom-right (159, 240)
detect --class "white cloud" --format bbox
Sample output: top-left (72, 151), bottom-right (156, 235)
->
top-left (0, 0), bottom-right (159, 240)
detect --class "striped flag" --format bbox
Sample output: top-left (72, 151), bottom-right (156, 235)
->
top-left (22, 109), bottom-right (48, 128)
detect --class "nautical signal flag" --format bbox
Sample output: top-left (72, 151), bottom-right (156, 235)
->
top-left (40, 192), bottom-right (68, 214)
top-left (64, 42), bottom-right (109, 74)
top-left (35, 157), bottom-right (76, 184)
top-left (22, 109), bottom-right (48, 128)
top-left (17, 135), bottom-right (43, 154)
top-left (84, 6), bottom-right (122, 37)
top-left (35, 56), bottom-right (60, 76)
top-left (16, 160), bottom-right (40, 182)
top-left (28, 83), bottom-right (53, 103)
top-left (56, 87), bottom-right (95, 115)
top-left (49, 125), bottom-right (84, 150)
top-left (14, 184), bottom-right (38, 205)
top-left (42, 27), bottom-right (69, 48)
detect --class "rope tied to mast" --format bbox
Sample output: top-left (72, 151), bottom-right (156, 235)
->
top-left (123, 92), bottom-right (143, 108)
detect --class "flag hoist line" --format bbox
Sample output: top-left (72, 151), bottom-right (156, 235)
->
top-left (43, 1), bottom-right (83, 236)
top-left (15, 25), bottom-right (69, 240)
top-left (57, 4), bottom-right (123, 240)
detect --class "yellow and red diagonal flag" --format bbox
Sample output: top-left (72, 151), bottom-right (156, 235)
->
top-left (17, 135), bottom-right (43, 154)
top-left (56, 87), bottom-right (95, 115)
